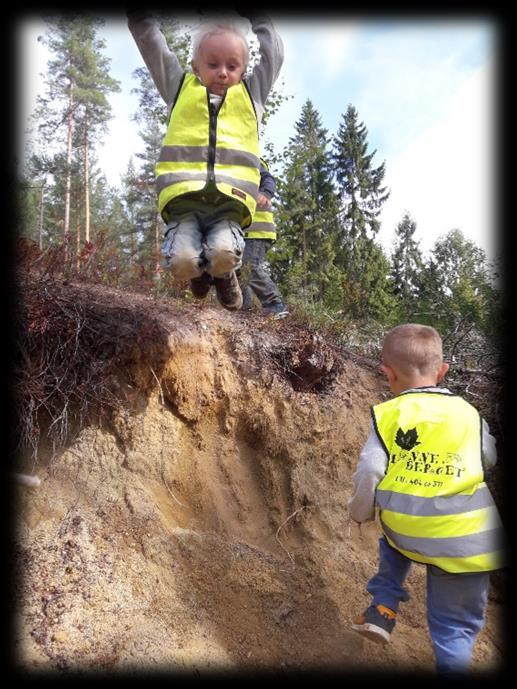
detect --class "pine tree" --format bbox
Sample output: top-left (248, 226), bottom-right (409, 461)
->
top-left (27, 16), bottom-right (119, 262)
top-left (70, 19), bottom-right (120, 245)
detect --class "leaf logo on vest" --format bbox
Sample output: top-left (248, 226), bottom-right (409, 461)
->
top-left (395, 427), bottom-right (420, 451)
top-left (390, 427), bottom-right (465, 480)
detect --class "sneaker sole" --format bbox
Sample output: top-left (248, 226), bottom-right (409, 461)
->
top-left (218, 295), bottom-right (243, 311)
top-left (351, 622), bottom-right (391, 644)
top-left (190, 276), bottom-right (213, 299)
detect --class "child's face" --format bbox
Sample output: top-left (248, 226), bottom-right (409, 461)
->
top-left (192, 32), bottom-right (246, 96)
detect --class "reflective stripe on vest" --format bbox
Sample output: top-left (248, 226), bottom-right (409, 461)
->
top-left (244, 208), bottom-right (277, 240)
top-left (373, 392), bottom-right (505, 573)
top-left (155, 73), bottom-right (260, 227)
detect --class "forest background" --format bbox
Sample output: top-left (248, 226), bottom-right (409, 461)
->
top-left (15, 14), bottom-right (505, 369)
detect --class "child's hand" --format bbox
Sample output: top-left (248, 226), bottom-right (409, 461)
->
top-left (257, 193), bottom-right (272, 210)
top-left (346, 514), bottom-right (363, 538)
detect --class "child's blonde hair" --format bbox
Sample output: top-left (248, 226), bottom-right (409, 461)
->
top-left (191, 21), bottom-right (249, 67)
top-left (382, 323), bottom-right (444, 377)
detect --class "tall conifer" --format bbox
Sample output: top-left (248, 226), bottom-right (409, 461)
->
top-left (332, 104), bottom-right (392, 319)
top-left (30, 16), bottom-right (119, 258)
top-left (389, 211), bottom-right (424, 319)
top-left (274, 100), bottom-right (339, 304)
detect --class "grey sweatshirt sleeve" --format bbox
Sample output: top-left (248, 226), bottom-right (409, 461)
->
top-left (245, 14), bottom-right (284, 124)
top-left (481, 417), bottom-right (497, 471)
top-left (347, 422), bottom-right (387, 523)
top-left (128, 15), bottom-right (185, 109)
top-left (129, 13), bottom-right (284, 121)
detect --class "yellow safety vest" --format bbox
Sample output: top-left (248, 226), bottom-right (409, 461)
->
top-left (372, 391), bottom-right (504, 573)
top-left (155, 73), bottom-right (260, 228)
top-left (244, 207), bottom-right (277, 241)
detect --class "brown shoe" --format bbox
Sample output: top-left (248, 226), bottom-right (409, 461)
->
top-left (190, 272), bottom-right (213, 299)
top-left (213, 271), bottom-right (243, 310)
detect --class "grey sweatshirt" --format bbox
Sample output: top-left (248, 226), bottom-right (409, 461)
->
top-left (348, 387), bottom-right (498, 523)
top-left (128, 14), bottom-right (284, 125)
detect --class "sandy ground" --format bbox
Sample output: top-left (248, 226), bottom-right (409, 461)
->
top-left (11, 281), bottom-right (506, 678)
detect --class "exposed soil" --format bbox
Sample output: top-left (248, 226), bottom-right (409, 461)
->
top-left (10, 277), bottom-right (506, 679)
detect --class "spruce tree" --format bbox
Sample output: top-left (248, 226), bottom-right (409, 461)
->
top-left (389, 211), bottom-right (424, 320)
top-left (332, 104), bottom-right (392, 319)
top-left (333, 104), bottom-right (390, 255)
top-left (121, 158), bottom-right (143, 266)
top-left (16, 165), bottom-right (46, 248)
top-left (274, 100), bottom-right (339, 306)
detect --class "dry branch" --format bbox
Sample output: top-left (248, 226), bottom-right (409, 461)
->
top-left (275, 505), bottom-right (310, 565)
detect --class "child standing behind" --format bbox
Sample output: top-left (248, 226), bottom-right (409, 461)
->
top-left (240, 159), bottom-right (288, 318)
top-left (348, 323), bottom-right (505, 676)
top-left (128, 11), bottom-right (284, 309)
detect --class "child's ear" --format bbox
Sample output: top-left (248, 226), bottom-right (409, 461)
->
top-left (437, 362), bottom-right (449, 383)
top-left (380, 364), bottom-right (396, 384)
top-left (191, 60), bottom-right (199, 75)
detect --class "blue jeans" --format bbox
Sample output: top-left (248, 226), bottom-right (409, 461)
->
top-left (368, 536), bottom-right (491, 675)
top-left (161, 194), bottom-right (245, 280)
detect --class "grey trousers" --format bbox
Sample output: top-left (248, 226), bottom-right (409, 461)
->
top-left (239, 238), bottom-right (283, 309)
top-left (161, 195), bottom-right (245, 280)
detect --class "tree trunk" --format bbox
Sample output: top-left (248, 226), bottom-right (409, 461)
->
top-left (76, 208), bottom-right (81, 272)
top-left (84, 119), bottom-right (90, 244)
top-left (63, 80), bottom-right (74, 261)
top-left (38, 184), bottom-right (45, 251)
top-left (302, 226), bottom-right (308, 302)
top-left (155, 213), bottom-right (161, 273)
top-left (130, 221), bottom-right (136, 265)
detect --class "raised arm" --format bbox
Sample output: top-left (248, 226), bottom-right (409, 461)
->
top-left (243, 13), bottom-right (284, 124)
top-left (128, 12), bottom-right (185, 108)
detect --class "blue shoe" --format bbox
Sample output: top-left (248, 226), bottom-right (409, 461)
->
top-left (351, 604), bottom-right (396, 644)
top-left (264, 302), bottom-right (289, 319)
